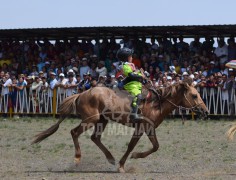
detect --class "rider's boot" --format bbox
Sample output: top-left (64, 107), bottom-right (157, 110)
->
top-left (130, 94), bottom-right (143, 122)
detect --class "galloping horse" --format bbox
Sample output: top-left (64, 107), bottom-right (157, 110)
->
top-left (32, 78), bottom-right (208, 172)
top-left (227, 124), bottom-right (236, 140)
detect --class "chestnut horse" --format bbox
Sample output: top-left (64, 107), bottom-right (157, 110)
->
top-left (32, 78), bottom-right (208, 173)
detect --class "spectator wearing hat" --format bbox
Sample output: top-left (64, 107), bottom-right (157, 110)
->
top-left (207, 61), bottom-right (219, 77)
top-left (31, 76), bottom-right (43, 92)
top-left (97, 75), bottom-right (107, 87)
top-left (40, 76), bottom-right (48, 94)
top-left (31, 76), bottom-right (43, 110)
top-left (78, 71), bottom-right (92, 92)
top-left (96, 61), bottom-right (107, 78)
top-left (44, 61), bottom-right (51, 71)
top-left (55, 73), bottom-right (68, 96)
top-left (67, 69), bottom-right (77, 83)
top-left (166, 76), bottom-right (173, 86)
top-left (38, 71), bottom-right (44, 79)
top-left (182, 72), bottom-right (189, 81)
top-left (90, 54), bottom-right (98, 63)
top-left (193, 72), bottom-right (201, 83)
top-left (79, 58), bottom-right (90, 80)
top-left (65, 74), bottom-right (77, 97)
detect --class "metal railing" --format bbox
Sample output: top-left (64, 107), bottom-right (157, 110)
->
top-left (0, 86), bottom-right (235, 117)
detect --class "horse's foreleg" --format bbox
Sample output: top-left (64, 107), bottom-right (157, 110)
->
top-left (91, 118), bottom-right (116, 165)
top-left (131, 125), bottom-right (159, 159)
top-left (118, 126), bottom-right (144, 173)
top-left (71, 119), bottom-right (97, 165)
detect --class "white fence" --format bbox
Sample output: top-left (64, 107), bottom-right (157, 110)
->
top-left (0, 87), bottom-right (235, 116)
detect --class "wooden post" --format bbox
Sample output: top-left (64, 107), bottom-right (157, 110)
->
top-left (191, 111), bottom-right (194, 120)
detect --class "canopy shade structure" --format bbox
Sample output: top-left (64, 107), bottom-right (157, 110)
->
top-left (0, 24), bottom-right (236, 41)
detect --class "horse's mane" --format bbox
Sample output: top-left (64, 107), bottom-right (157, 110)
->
top-left (158, 83), bottom-right (179, 100)
top-left (153, 78), bottom-right (193, 102)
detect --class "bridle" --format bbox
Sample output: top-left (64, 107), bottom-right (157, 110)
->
top-left (165, 93), bottom-right (205, 124)
top-left (166, 93), bottom-right (204, 111)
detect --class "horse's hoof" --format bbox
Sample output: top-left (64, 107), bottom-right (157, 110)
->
top-left (108, 158), bottom-right (116, 165)
top-left (74, 157), bottom-right (81, 165)
top-left (118, 167), bottom-right (125, 173)
top-left (130, 152), bottom-right (139, 159)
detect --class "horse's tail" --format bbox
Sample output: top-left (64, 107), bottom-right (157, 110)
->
top-left (227, 123), bottom-right (236, 141)
top-left (31, 94), bottom-right (81, 144)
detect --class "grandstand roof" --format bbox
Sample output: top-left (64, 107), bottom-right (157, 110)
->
top-left (0, 24), bottom-right (236, 40)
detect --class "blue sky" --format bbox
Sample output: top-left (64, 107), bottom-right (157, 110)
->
top-left (1, 0), bottom-right (235, 29)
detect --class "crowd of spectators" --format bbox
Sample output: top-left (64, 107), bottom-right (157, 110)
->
top-left (1, 35), bottom-right (236, 95)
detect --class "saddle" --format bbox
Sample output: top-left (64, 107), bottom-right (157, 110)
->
top-left (113, 86), bottom-right (161, 107)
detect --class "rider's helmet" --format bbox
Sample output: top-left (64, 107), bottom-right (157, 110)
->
top-left (116, 48), bottom-right (133, 62)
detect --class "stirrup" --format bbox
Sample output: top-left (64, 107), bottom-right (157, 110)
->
top-left (130, 114), bottom-right (143, 122)
top-left (130, 108), bottom-right (143, 122)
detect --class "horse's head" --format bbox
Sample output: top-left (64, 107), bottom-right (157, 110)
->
top-left (179, 79), bottom-right (209, 119)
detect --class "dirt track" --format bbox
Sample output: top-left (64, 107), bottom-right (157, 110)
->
top-left (0, 117), bottom-right (236, 180)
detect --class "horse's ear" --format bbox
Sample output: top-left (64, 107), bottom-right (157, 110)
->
top-left (181, 78), bottom-right (193, 88)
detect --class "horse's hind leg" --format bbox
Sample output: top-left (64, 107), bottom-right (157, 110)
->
top-left (91, 117), bottom-right (115, 165)
top-left (71, 115), bottom-right (99, 164)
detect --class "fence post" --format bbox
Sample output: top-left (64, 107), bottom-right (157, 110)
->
top-left (191, 112), bottom-right (195, 120)
top-left (52, 88), bottom-right (57, 118)
top-left (9, 87), bottom-right (13, 118)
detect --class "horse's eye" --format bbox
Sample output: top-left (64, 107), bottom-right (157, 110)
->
top-left (192, 94), bottom-right (197, 99)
